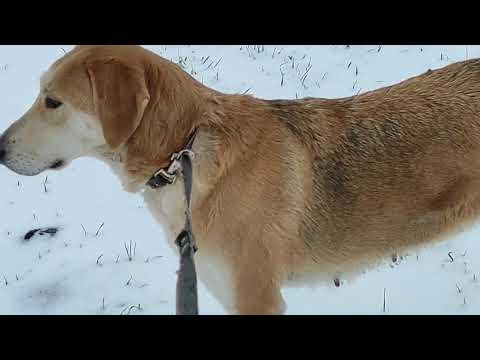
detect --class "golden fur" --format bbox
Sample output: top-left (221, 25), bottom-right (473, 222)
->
top-left (3, 45), bottom-right (480, 314)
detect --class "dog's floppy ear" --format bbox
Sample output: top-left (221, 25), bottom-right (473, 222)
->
top-left (86, 58), bottom-right (150, 149)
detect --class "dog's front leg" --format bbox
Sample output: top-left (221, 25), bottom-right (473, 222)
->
top-left (233, 270), bottom-right (286, 315)
top-left (230, 249), bottom-right (287, 315)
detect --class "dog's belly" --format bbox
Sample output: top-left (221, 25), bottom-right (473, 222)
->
top-left (142, 182), bottom-right (235, 314)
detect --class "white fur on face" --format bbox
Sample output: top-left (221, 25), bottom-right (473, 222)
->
top-left (1, 95), bottom-right (105, 176)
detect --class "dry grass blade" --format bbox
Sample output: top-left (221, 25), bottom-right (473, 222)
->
top-left (95, 222), bottom-right (105, 237)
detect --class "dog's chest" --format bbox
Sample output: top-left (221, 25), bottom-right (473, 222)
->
top-left (99, 152), bottom-right (189, 238)
top-left (101, 154), bottom-right (236, 313)
top-left (143, 180), bottom-right (187, 243)
top-left (143, 182), bottom-right (235, 313)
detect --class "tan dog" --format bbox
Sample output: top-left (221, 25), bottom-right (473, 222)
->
top-left (2, 45), bottom-right (480, 314)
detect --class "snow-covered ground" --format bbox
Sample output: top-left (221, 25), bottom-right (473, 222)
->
top-left (1, 45), bottom-right (480, 315)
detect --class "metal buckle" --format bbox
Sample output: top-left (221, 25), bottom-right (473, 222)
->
top-left (147, 149), bottom-right (196, 189)
top-left (173, 149), bottom-right (195, 162)
top-left (166, 150), bottom-right (195, 176)
top-left (155, 168), bottom-right (177, 185)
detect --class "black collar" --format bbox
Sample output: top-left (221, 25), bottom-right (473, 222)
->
top-left (146, 129), bottom-right (198, 189)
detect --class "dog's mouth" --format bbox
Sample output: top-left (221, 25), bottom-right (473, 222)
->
top-left (49, 160), bottom-right (65, 170)
top-left (1, 154), bottom-right (69, 177)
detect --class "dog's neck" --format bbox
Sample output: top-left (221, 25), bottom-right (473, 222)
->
top-left (92, 126), bottom-right (219, 197)
top-left (93, 91), bottom-right (273, 204)
top-left (93, 144), bottom-right (142, 192)
top-left (91, 55), bottom-right (275, 196)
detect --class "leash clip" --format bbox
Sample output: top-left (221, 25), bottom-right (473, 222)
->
top-left (171, 149), bottom-right (196, 165)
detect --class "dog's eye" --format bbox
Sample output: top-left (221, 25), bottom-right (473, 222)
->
top-left (45, 97), bottom-right (63, 109)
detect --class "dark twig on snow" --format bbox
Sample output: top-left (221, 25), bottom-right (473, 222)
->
top-left (383, 288), bottom-right (387, 313)
top-left (145, 256), bottom-right (163, 263)
top-left (124, 240), bottom-right (136, 261)
top-left (456, 283), bottom-right (462, 294)
top-left (300, 64), bottom-right (313, 87)
top-left (120, 304), bottom-right (143, 315)
top-left (95, 222), bottom-right (105, 237)
top-left (81, 224), bottom-right (87, 237)
top-left (213, 57), bottom-right (222, 69)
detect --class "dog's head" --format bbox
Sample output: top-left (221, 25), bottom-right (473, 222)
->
top-left (0, 45), bottom-right (197, 177)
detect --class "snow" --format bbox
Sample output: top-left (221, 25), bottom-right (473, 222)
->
top-left (1, 45), bottom-right (480, 315)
